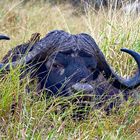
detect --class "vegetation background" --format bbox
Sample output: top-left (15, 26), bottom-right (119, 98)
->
top-left (0, 0), bottom-right (140, 139)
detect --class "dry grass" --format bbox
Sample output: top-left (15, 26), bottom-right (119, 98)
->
top-left (0, 0), bottom-right (140, 139)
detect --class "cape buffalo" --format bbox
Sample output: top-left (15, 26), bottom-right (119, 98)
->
top-left (0, 30), bottom-right (140, 113)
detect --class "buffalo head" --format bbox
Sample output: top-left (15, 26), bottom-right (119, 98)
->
top-left (1, 30), bottom-right (140, 101)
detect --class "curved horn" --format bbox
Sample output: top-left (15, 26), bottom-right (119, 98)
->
top-left (0, 34), bottom-right (10, 40)
top-left (95, 48), bottom-right (140, 89)
top-left (1, 30), bottom-right (66, 71)
top-left (99, 48), bottom-right (140, 89)
top-left (79, 33), bottom-right (140, 89)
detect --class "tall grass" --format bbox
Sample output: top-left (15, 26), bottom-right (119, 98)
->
top-left (0, 0), bottom-right (140, 139)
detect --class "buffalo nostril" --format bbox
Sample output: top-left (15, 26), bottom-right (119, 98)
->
top-left (71, 83), bottom-right (93, 93)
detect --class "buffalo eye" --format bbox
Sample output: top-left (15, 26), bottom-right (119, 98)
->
top-left (52, 62), bottom-right (65, 75)
top-left (52, 62), bottom-right (64, 70)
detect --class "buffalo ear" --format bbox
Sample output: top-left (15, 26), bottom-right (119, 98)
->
top-left (0, 34), bottom-right (10, 40)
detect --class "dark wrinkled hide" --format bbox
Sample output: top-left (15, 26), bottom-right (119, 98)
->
top-left (1, 30), bottom-right (140, 118)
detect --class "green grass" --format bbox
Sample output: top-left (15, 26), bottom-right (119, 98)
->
top-left (0, 1), bottom-right (140, 139)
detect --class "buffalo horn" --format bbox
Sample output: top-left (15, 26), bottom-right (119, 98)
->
top-left (79, 33), bottom-right (140, 89)
top-left (0, 34), bottom-right (10, 40)
top-left (100, 48), bottom-right (140, 89)
top-left (1, 30), bottom-right (65, 71)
